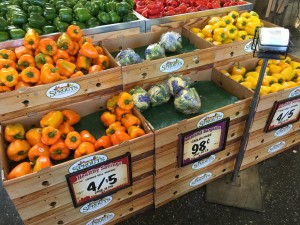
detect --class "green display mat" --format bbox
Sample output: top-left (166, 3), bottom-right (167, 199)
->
top-left (142, 81), bottom-right (239, 130)
top-left (111, 36), bottom-right (197, 60)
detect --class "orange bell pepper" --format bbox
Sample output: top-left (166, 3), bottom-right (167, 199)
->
top-left (117, 92), bottom-right (134, 111)
top-left (94, 135), bottom-right (112, 150)
top-left (39, 38), bottom-right (58, 56)
top-left (110, 130), bottom-right (130, 146)
top-left (4, 123), bottom-right (25, 142)
top-left (52, 49), bottom-right (70, 63)
top-left (68, 42), bottom-right (80, 56)
top-left (14, 80), bottom-right (31, 90)
top-left (69, 55), bottom-right (76, 64)
top-left (41, 126), bottom-right (62, 145)
top-left (17, 54), bottom-right (35, 71)
top-left (14, 46), bottom-right (33, 59)
top-left (0, 84), bottom-right (12, 93)
top-left (40, 110), bottom-right (63, 128)
top-left (40, 63), bottom-right (60, 84)
top-left (78, 36), bottom-right (93, 48)
top-left (115, 107), bottom-right (132, 121)
top-left (106, 95), bottom-right (119, 113)
top-left (56, 59), bottom-right (76, 77)
top-left (76, 55), bottom-right (91, 74)
top-left (35, 53), bottom-right (54, 70)
top-left (100, 111), bottom-right (117, 127)
top-left (74, 142), bottom-right (95, 158)
top-left (57, 33), bottom-right (74, 53)
top-left (33, 155), bottom-right (53, 172)
top-left (80, 130), bottom-right (96, 144)
top-left (23, 28), bottom-right (40, 50)
top-left (49, 140), bottom-right (70, 160)
top-left (0, 49), bottom-right (17, 61)
top-left (28, 142), bottom-right (50, 162)
top-left (92, 54), bottom-right (110, 69)
top-left (70, 70), bottom-right (84, 78)
top-left (88, 65), bottom-right (103, 74)
top-left (127, 126), bottom-right (145, 139)
top-left (25, 128), bottom-right (43, 146)
top-left (7, 162), bottom-right (32, 180)
top-left (95, 46), bottom-right (104, 55)
top-left (79, 42), bottom-right (98, 59)
top-left (20, 66), bottom-right (40, 84)
top-left (0, 67), bottom-right (19, 87)
top-left (106, 121), bottom-right (126, 136)
top-left (0, 59), bottom-right (16, 70)
top-left (7, 139), bottom-right (31, 161)
top-left (66, 25), bottom-right (83, 42)
top-left (65, 131), bottom-right (82, 150)
top-left (62, 109), bottom-right (81, 125)
top-left (58, 122), bottom-right (74, 139)
top-left (121, 114), bottom-right (141, 129)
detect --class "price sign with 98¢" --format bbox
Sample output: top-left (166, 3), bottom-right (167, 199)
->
top-left (265, 96), bottom-right (300, 132)
top-left (178, 118), bottom-right (230, 167)
top-left (66, 153), bottom-right (132, 208)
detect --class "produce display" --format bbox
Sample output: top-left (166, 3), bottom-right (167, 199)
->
top-left (134, 0), bottom-right (248, 18)
top-left (0, 0), bottom-right (138, 42)
top-left (222, 57), bottom-right (300, 95)
top-left (190, 10), bottom-right (262, 45)
top-left (5, 91), bottom-right (146, 179)
top-left (0, 25), bottom-right (110, 93)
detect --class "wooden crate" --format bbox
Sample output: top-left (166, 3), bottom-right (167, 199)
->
top-left (183, 14), bottom-right (278, 64)
top-left (0, 47), bottom-right (122, 121)
top-left (0, 93), bottom-right (154, 225)
top-left (144, 67), bottom-right (252, 207)
top-left (100, 27), bottom-right (215, 91)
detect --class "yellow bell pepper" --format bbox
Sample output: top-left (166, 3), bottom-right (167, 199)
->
top-left (213, 41), bottom-right (223, 46)
top-left (250, 11), bottom-right (259, 18)
top-left (240, 12), bottom-right (251, 19)
top-left (244, 35), bottom-right (254, 40)
top-left (0, 67), bottom-right (19, 88)
top-left (281, 67), bottom-right (296, 81)
top-left (237, 30), bottom-right (248, 40)
top-left (208, 17), bottom-right (222, 25)
top-left (222, 15), bottom-right (233, 25)
top-left (245, 76), bottom-right (258, 89)
top-left (40, 111), bottom-right (63, 128)
top-left (290, 61), bottom-right (300, 69)
top-left (202, 25), bottom-right (214, 38)
top-left (282, 81), bottom-right (297, 89)
top-left (278, 61), bottom-right (291, 70)
top-left (225, 25), bottom-right (238, 39)
top-left (270, 83), bottom-right (284, 93)
top-left (268, 59), bottom-right (280, 65)
top-left (262, 75), bottom-right (278, 86)
top-left (260, 85), bottom-right (272, 95)
top-left (197, 33), bottom-right (205, 38)
top-left (190, 27), bottom-right (201, 34)
top-left (4, 123), bottom-right (25, 142)
top-left (247, 16), bottom-right (261, 24)
top-left (268, 64), bottom-right (282, 74)
top-left (295, 69), bottom-right (300, 77)
top-left (245, 22), bottom-right (261, 36)
top-left (240, 81), bottom-right (253, 89)
top-left (272, 73), bottom-right (285, 83)
top-left (220, 70), bottom-right (231, 76)
top-left (213, 28), bottom-right (227, 42)
top-left (232, 63), bottom-right (246, 76)
top-left (229, 75), bottom-right (244, 83)
top-left (282, 56), bottom-right (292, 63)
top-left (296, 76), bottom-right (300, 85)
top-left (255, 66), bottom-right (269, 75)
top-left (212, 21), bottom-right (227, 30)
top-left (228, 11), bottom-right (239, 22)
top-left (236, 17), bottom-right (247, 30)
top-left (205, 37), bottom-right (214, 43)
top-left (245, 71), bottom-right (259, 78)
top-left (223, 39), bottom-right (233, 44)
top-left (234, 37), bottom-right (243, 42)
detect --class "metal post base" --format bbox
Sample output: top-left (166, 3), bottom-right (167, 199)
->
top-left (205, 165), bottom-right (264, 212)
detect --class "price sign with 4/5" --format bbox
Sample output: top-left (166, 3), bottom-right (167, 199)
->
top-left (66, 153), bottom-right (132, 208)
top-left (178, 118), bottom-right (230, 167)
top-left (265, 96), bottom-right (300, 132)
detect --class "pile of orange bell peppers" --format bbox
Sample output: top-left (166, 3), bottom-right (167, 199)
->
top-left (0, 25), bottom-right (110, 93)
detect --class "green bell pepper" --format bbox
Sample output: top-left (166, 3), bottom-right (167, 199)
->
top-left (93, 0), bottom-right (106, 11)
top-left (56, 1), bottom-right (68, 12)
top-left (59, 8), bottom-right (73, 23)
top-left (122, 12), bottom-right (138, 22)
top-left (0, 2), bottom-right (10, 16)
top-left (43, 6), bottom-right (56, 20)
top-left (9, 28), bottom-right (25, 39)
top-left (43, 25), bottom-right (57, 34)
top-left (85, 2), bottom-right (100, 17)
top-left (29, 0), bottom-right (47, 8)
top-left (66, 0), bottom-right (77, 9)
top-left (86, 17), bottom-right (100, 28)
top-left (109, 11), bottom-right (121, 23)
top-left (28, 6), bottom-right (43, 15)
top-left (123, 0), bottom-right (134, 8)
top-left (0, 31), bottom-right (10, 42)
top-left (74, 8), bottom-right (92, 22)
top-left (10, 0), bottom-right (23, 7)
top-left (0, 18), bottom-right (8, 30)
top-left (28, 13), bottom-right (46, 28)
top-left (116, 2), bottom-right (131, 16)
top-left (73, 3), bottom-right (83, 10)
top-left (11, 12), bottom-right (28, 26)
top-left (97, 11), bottom-right (111, 24)
top-left (54, 17), bottom-right (69, 32)
top-left (71, 20), bottom-right (86, 29)
top-left (105, 1), bottom-right (116, 12)
top-left (22, 1), bottom-right (30, 13)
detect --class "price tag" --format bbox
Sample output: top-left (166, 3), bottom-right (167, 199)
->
top-left (264, 95), bottom-right (300, 132)
top-left (178, 118), bottom-right (230, 167)
top-left (66, 153), bottom-right (132, 208)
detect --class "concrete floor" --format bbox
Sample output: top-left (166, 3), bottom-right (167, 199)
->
top-left (1, 1), bottom-right (300, 225)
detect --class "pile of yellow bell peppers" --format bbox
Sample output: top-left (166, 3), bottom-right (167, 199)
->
top-left (190, 10), bottom-right (262, 45)
top-left (222, 56), bottom-right (300, 95)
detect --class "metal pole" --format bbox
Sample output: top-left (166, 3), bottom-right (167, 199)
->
top-left (231, 58), bottom-right (269, 183)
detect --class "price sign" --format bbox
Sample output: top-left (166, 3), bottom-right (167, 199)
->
top-left (66, 153), bottom-right (132, 208)
top-left (178, 118), bottom-right (229, 167)
top-left (264, 95), bottom-right (300, 132)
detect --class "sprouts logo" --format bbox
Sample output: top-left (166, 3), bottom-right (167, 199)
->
top-left (80, 196), bottom-right (113, 214)
top-left (69, 154), bottom-right (108, 173)
top-left (86, 213), bottom-right (115, 225)
top-left (244, 41), bottom-right (254, 53)
top-left (192, 155), bottom-right (216, 170)
top-left (46, 82), bottom-right (80, 99)
top-left (274, 124), bottom-right (292, 137)
top-left (289, 87), bottom-right (300, 97)
top-left (197, 112), bottom-right (224, 128)
top-left (160, 58), bottom-right (184, 73)
top-left (189, 172), bottom-right (212, 187)
top-left (268, 141), bottom-right (286, 153)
